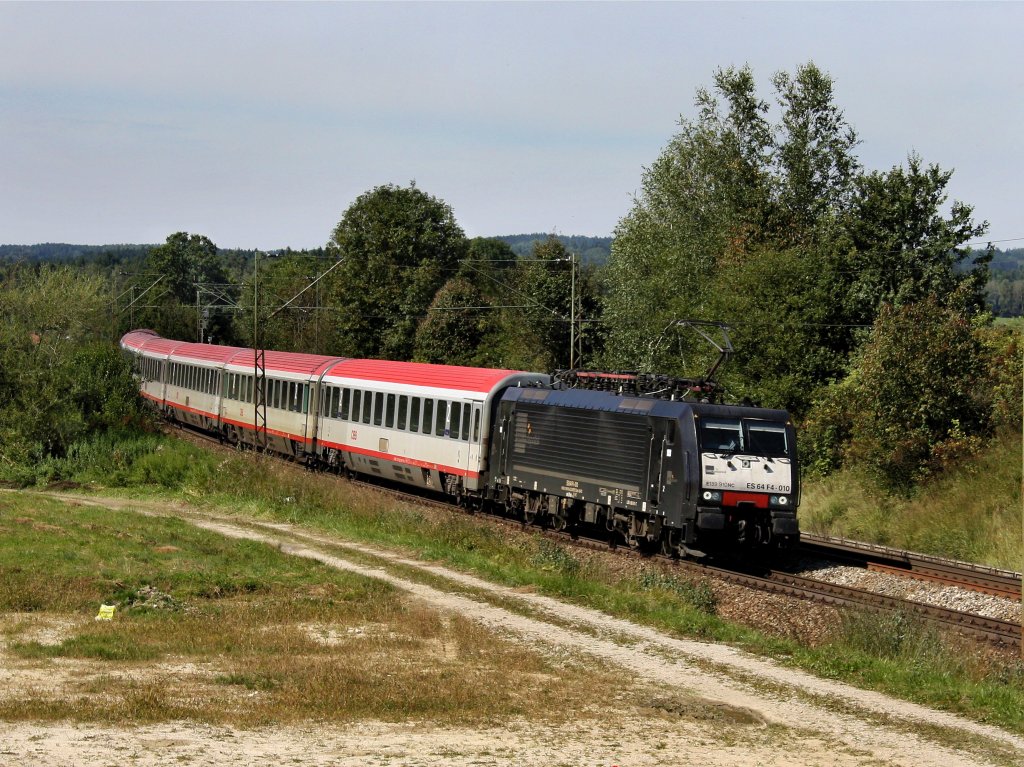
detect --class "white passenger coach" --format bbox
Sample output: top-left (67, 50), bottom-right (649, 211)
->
top-left (120, 330), bottom-right (548, 498)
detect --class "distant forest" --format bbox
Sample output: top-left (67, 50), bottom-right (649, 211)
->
top-left (2, 240), bottom-right (1022, 315)
top-left (495, 234), bottom-right (612, 265)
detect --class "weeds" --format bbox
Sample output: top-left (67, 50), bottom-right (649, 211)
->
top-left (636, 570), bottom-right (718, 615)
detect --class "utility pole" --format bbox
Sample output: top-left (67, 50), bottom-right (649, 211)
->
top-left (253, 252), bottom-right (268, 450)
top-left (569, 252), bottom-right (577, 369)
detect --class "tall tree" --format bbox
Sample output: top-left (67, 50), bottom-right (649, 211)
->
top-left (137, 232), bottom-right (236, 343)
top-left (842, 154), bottom-right (990, 320)
top-left (601, 62), bottom-right (986, 422)
top-left (327, 184), bottom-right (468, 360)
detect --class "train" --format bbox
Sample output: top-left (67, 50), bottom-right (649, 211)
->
top-left (121, 330), bottom-right (800, 557)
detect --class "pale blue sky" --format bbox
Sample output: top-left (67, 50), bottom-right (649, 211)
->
top-left (1, 1), bottom-right (1021, 250)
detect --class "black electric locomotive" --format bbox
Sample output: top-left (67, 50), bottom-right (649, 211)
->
top-left (488, 386), bottom-right (799, 556)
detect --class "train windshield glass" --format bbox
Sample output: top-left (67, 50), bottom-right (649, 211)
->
top-left (746, 422), bottom-right (788, 457)
top-left (700, 418), bottom-right (790, 457)
top-left (700, 419), bottom-right (742, 453)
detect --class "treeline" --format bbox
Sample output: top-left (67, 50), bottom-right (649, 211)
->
top-left (985, 248), bottom-right (1024, 315)
top-left (1, 62), bottom-right (1020, 494)
top-left (496, 234), bottom-right (612, 265)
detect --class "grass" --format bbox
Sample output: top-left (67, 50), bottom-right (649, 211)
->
top-left (801, 429), bottom-right (1022, 569)
top-left (0, 494), bottom-right (627, 726)
top-left (5, 429), bottom-right (1024, 734)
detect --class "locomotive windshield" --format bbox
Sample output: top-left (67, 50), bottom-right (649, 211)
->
top-left (700, 418), bottom-right (789, 457)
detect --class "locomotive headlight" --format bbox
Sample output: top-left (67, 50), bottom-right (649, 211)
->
top-left (770, 495), bottom-right (790, 506)
top-left (701, 490), bottom-right (722, 502)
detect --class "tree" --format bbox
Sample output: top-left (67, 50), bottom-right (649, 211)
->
top-left (0, 266), bottom-right (145, 473)
top-left (137, 232), bottom-right (236, 343)
top-left (601, 63), bottom-right (859, 376)
top-left (843, 294), bottom-right (988, 488)
top-left (600, 62), bottom-right (988, 427)
top-left (842, 154), bottom-right (990, 320)
top-left (412, 278), bottom-right (489, 365)
top-left (327, 184), bottom-right (468, 360)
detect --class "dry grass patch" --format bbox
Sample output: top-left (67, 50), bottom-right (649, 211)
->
top-left (0, 494), bottom-right (631, 727)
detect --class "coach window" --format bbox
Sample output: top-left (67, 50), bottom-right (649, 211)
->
top-left (435, 399), bottom-right (447, 436)
top-left (449, 402), bottom-right (461, 440)
top-left (397, 395), bottom-right (408, 430)
top-left (351, 390), bottom-right (361, 422)
top-left (373, 392), bottom-right (384, 426)
top-left (422, 399), bottom-right (433, 434)
top-left (461, 403), bottom-right (471, 440)
top-left (409, 397), bottom-right (420, 433)
top-left (302, 384), bottom-right (309, 414)
top-left (341, 388), bottom-right (351, 420)
top-left (362, 390), bottom-right (372, 424)
top-left (245, 375), bottom-right (252, 403)
top-left (472, 407), bottom-right (481, 442)
top-left (385, 393), bottom-right (396, 428)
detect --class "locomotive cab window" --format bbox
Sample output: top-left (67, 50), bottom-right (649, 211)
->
top-left (746, 422), bottom-right (789, 457)
top-left (700, 419), bottom-right (742, 453)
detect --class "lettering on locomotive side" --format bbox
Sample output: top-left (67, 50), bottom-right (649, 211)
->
top-left (560, 478), bottom-right (581, 497)
top-left (745, 482), bottom-right (791, 493)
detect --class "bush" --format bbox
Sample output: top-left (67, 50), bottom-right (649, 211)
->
top-left (839, 295), bottom-right (987, 489)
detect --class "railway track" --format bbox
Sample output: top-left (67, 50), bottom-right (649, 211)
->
top-left (800, 532), bottom-right (1023, 600)
top-left (168, 423), bottom-right (1023, 650)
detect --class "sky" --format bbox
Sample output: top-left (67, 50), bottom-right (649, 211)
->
top-left (1, 1), bottom-right (1021, 251)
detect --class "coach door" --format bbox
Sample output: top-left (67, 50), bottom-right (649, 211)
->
top-left (464, 403), bottom-right (484, 488)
